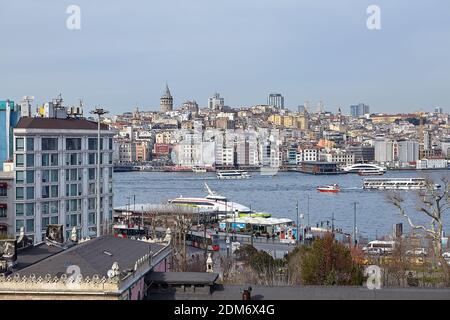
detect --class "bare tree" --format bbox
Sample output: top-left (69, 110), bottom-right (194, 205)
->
top-left (388, 178), bottom-right (449, 275)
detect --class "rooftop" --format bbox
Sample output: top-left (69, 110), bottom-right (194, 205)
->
top-left (15, 117), bottom-right (109, 131)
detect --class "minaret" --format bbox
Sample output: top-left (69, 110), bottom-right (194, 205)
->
top-left (160, 83), bottom-right (173, 112)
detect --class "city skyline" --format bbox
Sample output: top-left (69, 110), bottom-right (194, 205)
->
top-left (1, 1), bottom-right (450, 114)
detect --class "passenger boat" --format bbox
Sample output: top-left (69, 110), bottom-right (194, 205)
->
top-left (342, 163), bottom-right (387, 174)
top-left (358, 169), bottom-right (385, 176)
top-left (317, 184), bottom-right (341, 193)
top-left (216, 170), bottom-right (250, 180)
top-left (363, 178), bottom-right (441, 190)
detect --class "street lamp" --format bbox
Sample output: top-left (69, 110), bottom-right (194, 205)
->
top-left (90, 107), bottom-right (109, 237)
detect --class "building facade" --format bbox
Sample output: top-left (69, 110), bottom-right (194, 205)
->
top-left (350, 103), bottom-right (370, 117)
top-left (13, 117), bottom-right (115, 243)
top-left (267, 93), bottom-right (284, 109)
top-left (0, 100), bottom-right (21, 168)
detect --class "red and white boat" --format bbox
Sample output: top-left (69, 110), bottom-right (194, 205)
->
top-left (317, 184), bottom-right (341, 193)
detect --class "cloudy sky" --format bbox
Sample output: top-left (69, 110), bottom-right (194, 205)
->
top-left (1, 0), bottom-right (449, 114)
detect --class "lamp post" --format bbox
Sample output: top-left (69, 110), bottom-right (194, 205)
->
top-left (90, 107), bottom-right (108, 237)
top-left (353, 202), bottom-right (358, 247)
top-left (296, 201), bottom-right (299, 246)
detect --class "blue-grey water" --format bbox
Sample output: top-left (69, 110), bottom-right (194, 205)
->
top-left (113, 170), bottom-right (450, 240)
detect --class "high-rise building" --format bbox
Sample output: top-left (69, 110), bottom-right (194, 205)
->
top-left (398, 140), bottom-right (419, 163)
top-left (160, 84), bottom-right (173, 113)
top-left (12, 117), bottom-right (115, 243)
top-left (0, 100), bottom-right (21, 169)
top-left (267, 93), bottom-right (284, 109)
top-left (208, 93), bottom-right (224, 110)
top-left (374, 138), bottom-right (394, 163)
top-left (350, 103), bottom-right (370, 117)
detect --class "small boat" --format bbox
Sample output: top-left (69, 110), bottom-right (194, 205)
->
top-left (317, 184), bottom-right (341, 193)
top-left (192, 166), bottom-right (207, 173)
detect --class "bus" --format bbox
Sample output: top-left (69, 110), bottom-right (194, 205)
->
top-left (186, 230), bottom-right (220, 251)
top-left (113, 224), bottom-right (146, 238)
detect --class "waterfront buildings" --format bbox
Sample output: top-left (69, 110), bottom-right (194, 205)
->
top-left (12, 116), bottom-right (115, 243)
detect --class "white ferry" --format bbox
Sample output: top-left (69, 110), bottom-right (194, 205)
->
top-left (363, 178), bottom-right (441, 190)
top-left (342, 163), bottom-right (386, 175)
top-left (216, 170), bottom-right (250, 180)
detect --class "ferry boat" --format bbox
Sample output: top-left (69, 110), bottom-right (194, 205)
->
top-left (216, 170), bottom-right (250, 180)
top-left (342, 163), bottom-right (386, 175)
top-left (317, 184), bottom-right (341, 193)
top-left (357, 169), bottom-right (385, 176)
top-left (168, 183), bottom-right (267, 217)
top-left (363, 178), bottom-right (441, 190)
top-left (192, 166), bottom-right (207, 173)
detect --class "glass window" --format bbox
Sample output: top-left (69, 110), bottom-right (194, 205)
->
top-left (88, 212), bottom-right (96, 225)
top-left (88, 198), bottom-right (95, 210)
top-left (50, 201), bottom-right (58, 214)
top-left (26, 154), bottom-right (34, 167)
top-left (26, 203), bottom-right (34, 216)
top-left (42, 154), bottom-right (50, 166)
top-left (50, 216), bottom-right (58, 224)
top-left (42, 170), bottom-right (50, 183)
top-left (42, 186), bottom-right (49, 199)
top-left (26, 170), bottom-right (34, 184)
top-left (16, 138), bottom-right (24, 151)
top-left (51, 169), bottom-right (59, 182)
top-left (26, 187), bottom-right (34, 200)
top-left (50, 153), bottom-right (58, 166)
top-left (89, 168), bottom-right (95, 180)
top-left (0, 186), bottom-right (6, 197)
top-left (50, 185), bottom-right (58, 198)
top-left (16, 154), bottom-right (24, 167)
top-left (0, 207), bottom-right (6, 218)
top-left (16, 204), bottom-right (24, 216)
top-left (26, 138), bottom-right (34, 151)
top-left (42, 138), bottom-right (58, 151)
top-left (16, 220), bottom-right (24, 233)
top-left (41, 202), bottom-right (49, 215)
top-left (16, 171), bottom-right (24, 184)
top-left (66, 138), bottom-right (82, 151)
top-left (109, 138), bottom-right (113, 150)
top-left (26, 219), bottom-right (34, 233)
top-left (16, 187), bottom-right (24, 200)
top-left (88, 138), bottom-right (97, 150)
top-left (88, 153), bottom-right (96, 165)
top-left (42, 217), bottom-right (50, 231)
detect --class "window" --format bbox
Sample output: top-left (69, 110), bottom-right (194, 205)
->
top-left (26, 187), bottom-right (34, 200)
top-left (0, 185), bottom-right (6, 197)
top-left (16, 171), bottom-right (24, 184)
top-left (89, 168), bottom-right (95, 180)
top-left (51, 169), bottom-right (59, 182)
top-left (66, 138), bottom-right (82, 150)
top-left (42, 217), bottom-right (50, 231)
top-left (50, 185), bottom-right (58, 198)
top-left (88, 153), bottom-right (96, 165)
top-left (16, 138), bottom-right (24, 151)
top-left (109, 138), bottom-right (113, 150)
top-left (88, 198), bottom-right (95, 210)
top-left (50, 201), bottom-right (58, 214)
top-left (16, 220), bottom-right (24, 233)
top-left (0, 206), bottom-right (6, 218)
top-left (88, 212), bottom-right (96, 225)
top-left (41, 202), bottom-right (49, 215)
top-left (26, 138), bottom-right (34, 151)
top-left (42, 138), bottom-right (58, 150)
top-left (16, 187), bottom-right (24, 200)
top-left (42, 170), bottom-right (49, 183)
top-left (50, 216), bottom-right (58, 224)
top-left (50, 153), bottom-right (58, 166)
top-left (26, 154), bottom-right (34, 167)
top-left (16, 204), bottom-right (24, 216)
top-left (26, 170), bottom-right (34, 184)
top-left (42, 186), bottom-right (49, 199)
top-left (26, 219), bottom-right (34, 233)
top-left (16, 154), bottom-right (24, 167)
top-left (42, 154), bottom-right (50, 166)
top-left (25, 203), bottom-right (34, 216)
top-left (88, 138), bottom-right (97, 150)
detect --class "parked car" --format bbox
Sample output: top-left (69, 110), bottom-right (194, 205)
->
top-left (406, 248), bottom-right (428, 257)
top-left (363, 240), bottom-right (395, 255)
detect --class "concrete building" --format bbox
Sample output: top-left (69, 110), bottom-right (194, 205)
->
top-left (267, 93), bottom-right (284, 109)
top-left (0, 168), bottom-right (14, 238)
top-left (160, 84), bottom-right (173, 113)
top-left (12, 117), bottom-right (115, 243)
top-left (416, 157), bottom-right (447, 170)
top-left (350, 103), bottom-right (370, 117)
top-left (347, 146), bottom-right (375, 163)
top-left (398, 140), bottom-right (419, 163)
top-left (374, 138), bottom-right (394, 163)
top-left (208, 93), bottom-right (224, 111)
top-left (0, 100), bottom-right (21, 169)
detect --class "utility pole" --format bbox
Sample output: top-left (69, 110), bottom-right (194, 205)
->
top-left (331, 211), bottom-right (335, 234)
top-left (90, 107), bottom-right (108, 237)
top-left (307, 195), bottom-right (310, 227)
top-left (296, 201), bottom-right (299, 245)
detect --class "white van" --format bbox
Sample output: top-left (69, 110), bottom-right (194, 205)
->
top-left (362, 240), bottom-right (396, 255)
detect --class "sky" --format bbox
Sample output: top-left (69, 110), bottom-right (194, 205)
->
top-left (1, 0), bottom-right (449, 115)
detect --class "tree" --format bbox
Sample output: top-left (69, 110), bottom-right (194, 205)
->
top-left (287, 234), bottom-right (363, 285)
top-left (388, 177), bottom-right (449, 276)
